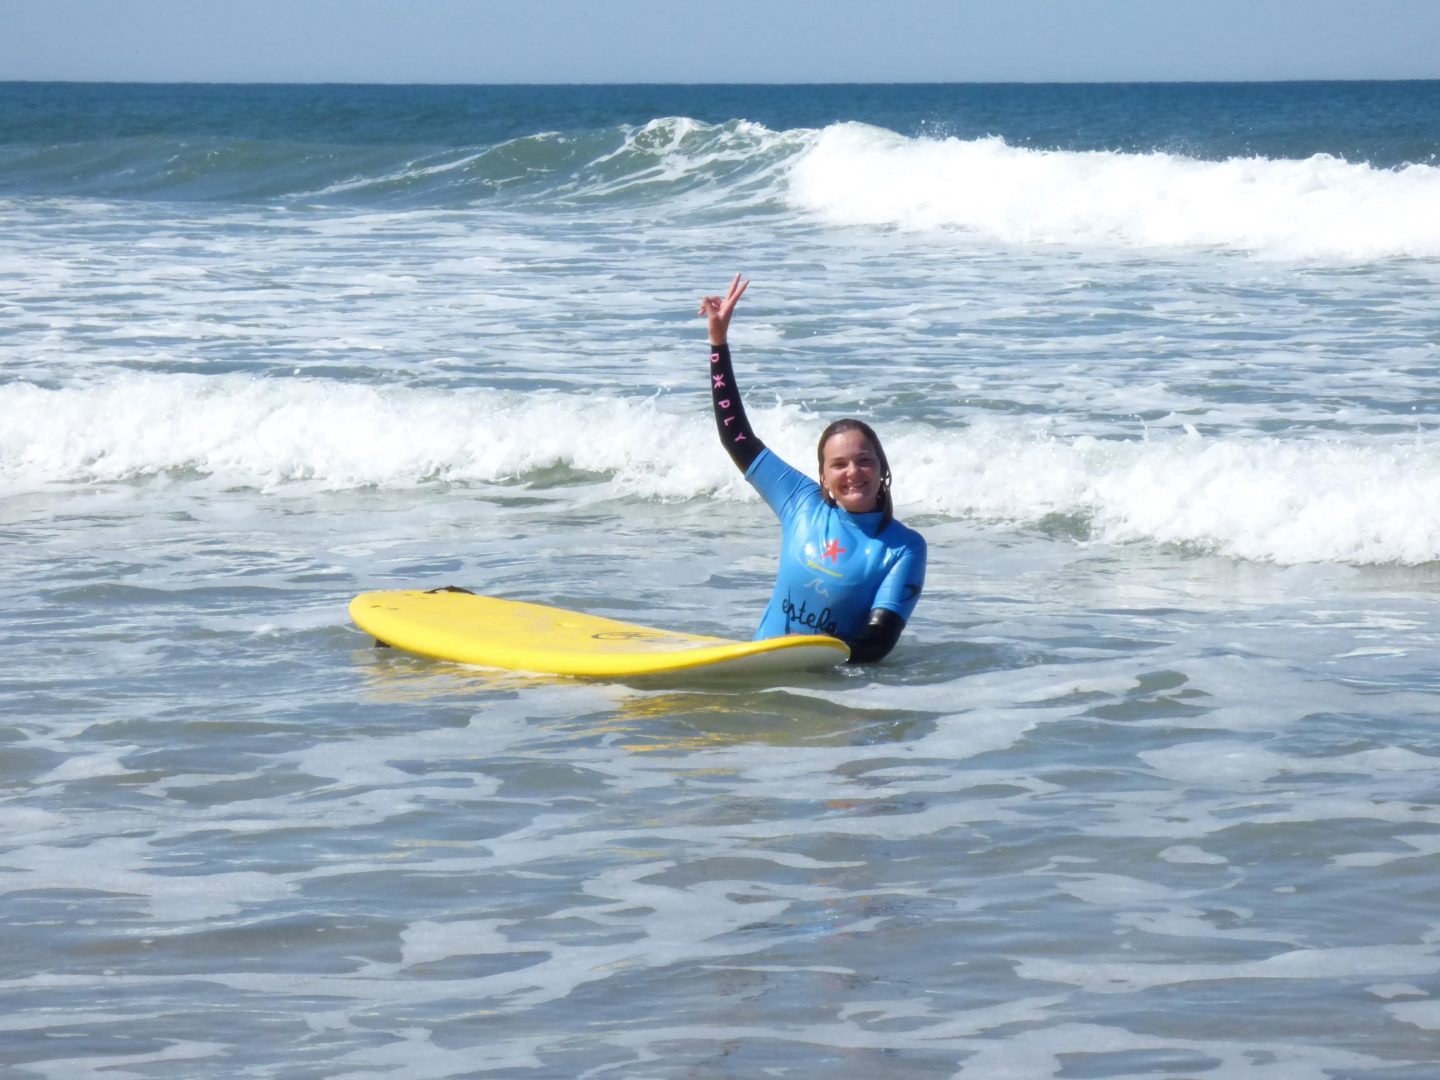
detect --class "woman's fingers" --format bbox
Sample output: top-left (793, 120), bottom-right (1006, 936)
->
top-left (699, 276), bottom-right (746, 319)
top-left (722, 276), bottom-right (749, 314)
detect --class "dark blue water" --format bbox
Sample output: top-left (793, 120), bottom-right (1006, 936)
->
top-left (2, 79), bottom-right (1437, 177)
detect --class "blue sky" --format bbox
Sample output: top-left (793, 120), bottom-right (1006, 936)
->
top-left (5, 0), bottom-right (1440, 84)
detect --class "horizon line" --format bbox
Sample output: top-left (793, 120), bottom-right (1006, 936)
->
top-left (4, 76), bottom-right (1439, 89)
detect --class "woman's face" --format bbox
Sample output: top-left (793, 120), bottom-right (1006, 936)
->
top-left (820, 428), bottom-right (883, 513)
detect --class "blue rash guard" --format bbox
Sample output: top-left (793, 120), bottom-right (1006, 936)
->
top-left (709, 341), bottom-right (926, 662)
top-left (746, 447), bottom-right (927, 641)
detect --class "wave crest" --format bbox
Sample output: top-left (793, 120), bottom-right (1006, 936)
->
top-left (788, 123), bottom-right (1440, 260)
top-left (0, 118), bottom-right (808, 210)
top-left (6, 375), bottom-right (1437, 567)
top-left (895, 420), bottom-right (1440, 566)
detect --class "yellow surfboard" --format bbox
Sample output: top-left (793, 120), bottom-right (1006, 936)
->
top-left (349, 590), bottom-right (850, 678)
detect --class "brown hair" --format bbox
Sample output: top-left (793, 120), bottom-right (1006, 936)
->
top-left (817, 418), bottom-right (893, 528)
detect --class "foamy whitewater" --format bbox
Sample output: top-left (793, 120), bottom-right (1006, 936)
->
top-left (3, 81), bottom-right (1439, 1079)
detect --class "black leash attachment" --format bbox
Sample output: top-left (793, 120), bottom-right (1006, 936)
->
top-left (374, 586), bottom-right (476, 647)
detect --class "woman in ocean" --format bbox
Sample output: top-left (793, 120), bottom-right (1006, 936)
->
top-left (699, 274), bottom-right (926, 663)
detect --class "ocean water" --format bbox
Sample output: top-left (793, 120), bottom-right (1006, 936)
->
top-left (2, 80), bottom-right (1440, 1079)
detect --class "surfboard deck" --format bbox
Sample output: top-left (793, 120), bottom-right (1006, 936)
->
top-left (349, 590), bottom-right (850, 677)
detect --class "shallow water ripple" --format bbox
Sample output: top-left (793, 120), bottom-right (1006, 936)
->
top-left (5, 623), bottom-right (1440, 1077)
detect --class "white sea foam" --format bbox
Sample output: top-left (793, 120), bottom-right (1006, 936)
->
top-left (789, 123), bottom-right (1440, 260)
top-left (0, 373), bottom-right (726, 496)
top-left (6, 374), bottom-right (1437, 566)
top-left (894, 420), bottom-right (1440, 565)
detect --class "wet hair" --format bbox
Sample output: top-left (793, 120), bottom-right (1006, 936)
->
top-left (817, 418), bottom-right (893, 528)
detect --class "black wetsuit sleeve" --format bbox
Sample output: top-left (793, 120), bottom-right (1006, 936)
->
top-left (709, 343), bottom-right (765, 472)
top-left (846, 608), bottom-right (906, 664)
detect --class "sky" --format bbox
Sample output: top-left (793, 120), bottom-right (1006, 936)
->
top-left (4, 0), bottom-right (1440, 85)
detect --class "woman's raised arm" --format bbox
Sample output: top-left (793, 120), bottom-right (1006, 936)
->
top-left (699, 274), bottom-right (764, 472)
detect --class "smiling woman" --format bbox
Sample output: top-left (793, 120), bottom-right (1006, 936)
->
top-left (698, 274), bottom-right (927, 663)
top-left (818, 419), bottom-right (890, 517)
